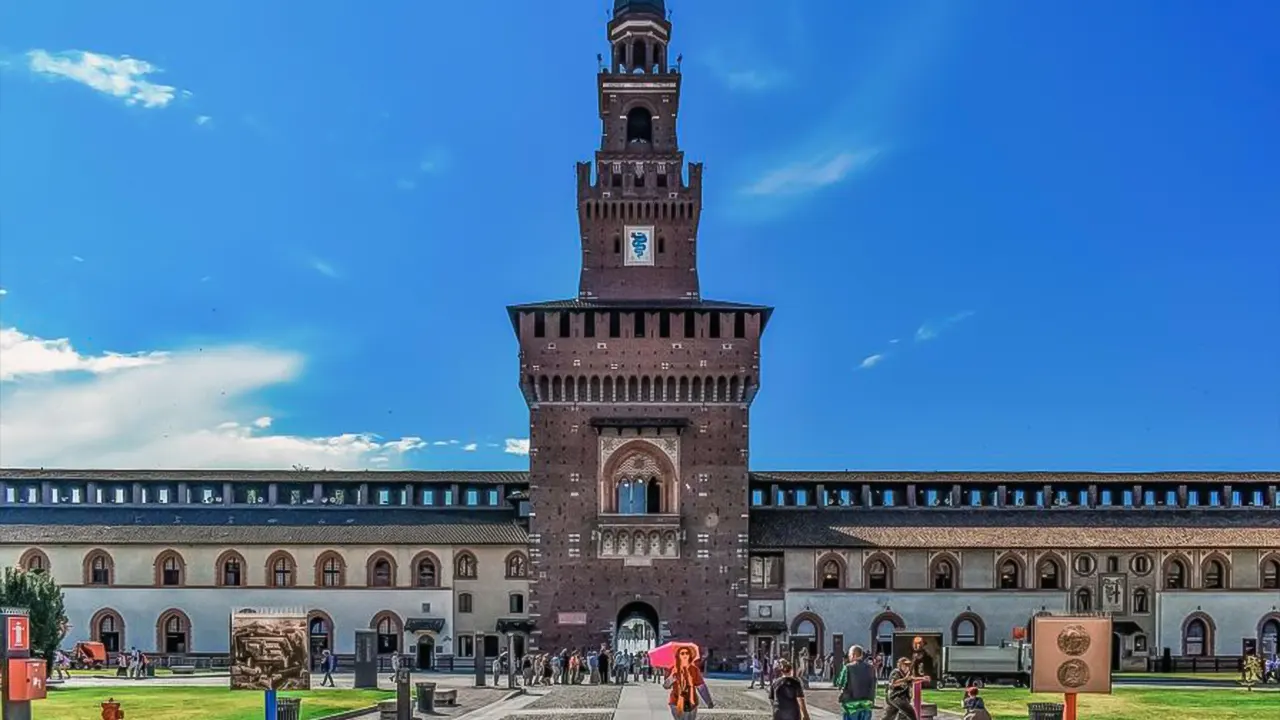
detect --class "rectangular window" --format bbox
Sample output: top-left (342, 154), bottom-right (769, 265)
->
top-left (584, 312), bottom-right (595, 337)
top-left (709, 313), bottom-right (721, 338)
top-left (749, 556), bottom-right (783, 589)
top-left (1013, 490), bottom-right (1026, 506)
top-left (465, 489), bottom-right (479, 506)
top-left (377, 488), bottom-right (391, 505)
top-left (559, 312), bottom-right (571, 338)
top-left (444, 489), bottom-right (455, 506)
top-left (1034, 491), bottom-right (1045, 507)
top-left (968, 489), bottom-right (982, 506)
top-left (659, 312), bottom-right (670, 338)
top-left (422, 489), bottom-right (435, 506)
top-left (634, 312), bottom-right (646, 338)
top-left (114, 487), bottom-right (127, 503)
top-left (1078, 490), bottom-right (1089, 506)
top-left (1208, 490), bottom-right (1221, 506)
top-left (1253, 490), bottom-right (1264, 506)
top-left (684, 312), bottom-right (696, 338)
top-left (608, 312), bottom-right (621, 338)
top-left (656, 173), bottom-right (667, 188)
top-left (734, 312), bottom-right (746, 338)
top-left (1187, 490), bottom-right (1199, 506)
top-left (795, 489), bottom-right (809, 506)
top-left (458, 635), bottom-right (474, 658)
top-left (3, 487), bottom-right (13, 503)
top-left (533, 312), bottom-right (545, 338)
top-left (487, 489), bottom-right (499, 506)
top-left (884, 489), bottom-right (896, 507)
top-left (839, 489), bottom-right (853, 506)
top-left (1100, 490), bottom-right (1113, 505)
top-left (289, 489), bottom-right (303, 505)
top-left (70, 487), bottom-right (84, 504)
top-left (1165, 490), bottom-right (1177, 506)
top-left (750, 489), bottom-right (764, 506)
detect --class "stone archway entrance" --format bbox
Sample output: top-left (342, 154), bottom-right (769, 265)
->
top-left (416, 636), bottom-right (435, 670)
top-left (616, 601), bottom-right (660, 654)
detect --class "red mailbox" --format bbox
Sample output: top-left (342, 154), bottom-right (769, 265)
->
top-left (6, 658), bottom-right (47, 701)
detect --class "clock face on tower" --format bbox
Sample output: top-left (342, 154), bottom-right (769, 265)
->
top-left (624, 226), bottom-right (655, 266)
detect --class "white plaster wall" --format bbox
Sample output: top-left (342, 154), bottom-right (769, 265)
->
top-left (63, 587), bottom-right (455, 655)
top-left (1156, 591), bottom-right (1280, 656)
top-left (786, 591), bottom-right (1069, 648)
top-left (748, 599), bottom-right (785, 621)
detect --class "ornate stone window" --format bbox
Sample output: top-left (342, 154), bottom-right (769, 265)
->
top-left (412, 552), bottom-right (440, 588)
top-left (266, 551), bottom-right (297, 588)
top-left (997, 555), bottom-right (1023, 590)
top-left (1133, 587), bottom-right (1150, 614)
top-left (157, 609), bottom-right (191, 654)
top-left (951, 613), bottom-right (984, 646)
top-left (864, 555), bottom-right (893, 590)
top-left (1263, 556), bottom-right (1280, 590)
top-left (18, 549), bottom-right (49, 574)
top-left (601, 442), bottom-right (677, 515)
top-left (1075, 587), bottom-right (1092, 612)
top-left (456, 552), bottom-right (478, 580)
top-left (154, 550), bottom-right (186, 587)
top-left (1182, 614), bottom-right (1214, 657)
top-left (91, 609), bottom-right (124, 653)
top-left (1130, 554), bottom-right (1153, 575)
top-left (505, 552), bottom-right (529, 579)
top-left (817, 554), bottom-right (845, 589)
top-left (1164, 556), bottom-right (1189, 589)
top-left (1201, 556), bottom-right (1228, 590)
top-left (931, 555), bottom-right (958, 589)
top-left (366, 552), bottom-right (397, 587)
top-left (216, 551), bottom-right (246, 587)
top-left (1037, 556), bottom-right (1064, 590)
top-left (371, 612), bottom-right (401, 654)
top-left (1072, 553), bottom-right (1095, 576)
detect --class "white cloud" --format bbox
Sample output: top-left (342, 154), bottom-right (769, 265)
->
top-left (72, 256), bottom-right (85, 263)
top-left (743, 149), bottom-right (881, 196)
top-left (0, 326), bottom-right (426, 469)
top-left (462, 443), bottom-right (478, 452)
top-left (195, 115), bottom-right (212, 126)
top-left (0, 327), bottom-right (167, 381)
top-left (27, 50), bottom-right (183, 109)
top-left (0, 289), bottom-right (7, 297)
top-left (915, 310), bottom-right (975, 342)
top-left (504, 438), bottom-right (530, 456)
top-left (858, 353), bottom-right (885, 370)
top-left (310, 259), bottom-right (338, 278)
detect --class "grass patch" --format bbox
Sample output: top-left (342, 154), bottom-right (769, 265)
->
top-left (1116, 671), bottom-right (1241, 681)
top-left (922, 686), bottom-right (1276, 720)
top-left (44, 686), bottom-right (391, 720)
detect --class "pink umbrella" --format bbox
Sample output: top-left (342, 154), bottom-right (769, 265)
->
top-left (648, 641), bottom-right (701, 669)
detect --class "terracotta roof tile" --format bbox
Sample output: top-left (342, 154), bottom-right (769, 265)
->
top-left (0, 523), bottom-right (528, 546)
top-left (749, 471), bottom-right (1280, 485)
top-left (749, 508), bottom-right (1280, 549)
top-left (0, 469), bottom-right (529, 484)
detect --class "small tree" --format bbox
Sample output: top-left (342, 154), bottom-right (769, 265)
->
top-left (0, 567), bottom-right (68, 671)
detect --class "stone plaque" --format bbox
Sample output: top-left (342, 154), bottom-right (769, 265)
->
top-left (1031, 615), bottom-right (1113, 694)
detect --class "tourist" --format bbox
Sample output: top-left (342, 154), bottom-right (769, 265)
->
top-left (559, 648), bottom-right (570, 684)
top-left (961, 687), bottom-right (991, 720)
top-left (319, 650), bottom-right (336, 687)
top-left (883, 657), bottom-right (924, 720)
top-left (599, 644), bottom-right (612, 685)
top-left (388, 650), bottom-right (401, 682)
top-left (492, 651), bottom-right (505, 686)
top-left (749, 653), bottom-right (763, 688)
top-left (115, 652), bottom-right (127, 677)
top-left (833, 646), bottom-right (877, 720)
top-left (664, 646), bottom-right (714, 719)
top-left (768, 659), bottom-right (810, 720)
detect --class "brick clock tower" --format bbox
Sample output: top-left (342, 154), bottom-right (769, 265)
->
top-left (508, 0), bottom-right (771, 665)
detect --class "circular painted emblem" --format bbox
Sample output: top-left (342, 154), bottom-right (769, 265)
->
top-left (1056, 624), bottom-right (1092, 656)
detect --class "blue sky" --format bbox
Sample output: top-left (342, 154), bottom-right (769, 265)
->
top-left (1, 0), bottom-right (1277, 471)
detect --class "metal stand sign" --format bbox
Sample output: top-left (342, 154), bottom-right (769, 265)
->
top-left (1, 610), bottom-right (46, 720)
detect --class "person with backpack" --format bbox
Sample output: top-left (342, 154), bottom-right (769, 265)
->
top-left (832, 645), bottom-right (877, 720)
top-left (768, 659), bottom-right (810, 720)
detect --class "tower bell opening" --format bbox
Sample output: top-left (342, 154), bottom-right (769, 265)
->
top-left (627, 107), bottom-right (653, 145)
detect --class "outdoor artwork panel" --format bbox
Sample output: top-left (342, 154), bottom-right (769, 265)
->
top-left (229, 610), bottom-right (311, 691)
top-left (892, 631), bottom-right (942, 689)
top-left (1030, 615), bottom-right (1113, 694)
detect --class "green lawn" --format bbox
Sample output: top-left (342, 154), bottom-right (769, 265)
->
top-left (922, 686), bottom-right (1277, 720)
top-left (1116, 671), bottom-right (1241, 681)
top-left (42, 686), bottom-right (391, 720)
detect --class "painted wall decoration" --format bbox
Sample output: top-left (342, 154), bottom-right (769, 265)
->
top-left (1099, 575), bottom-right (1126, 615)
top-left (892, 631), bottom-right (943, 689)
top-left (229, 609), bottom-right (310, 691)
top-left (1030, 615), bottom-right (1113, 694)
top-left (624, 225), bottom-right (656, 266)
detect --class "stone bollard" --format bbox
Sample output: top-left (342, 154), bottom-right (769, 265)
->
top-left (101, 698), bottom-right (124, 720)
top-left (377, 698), bottom-right (399, 720)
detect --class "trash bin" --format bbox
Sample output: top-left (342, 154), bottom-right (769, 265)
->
top-left (1028, 702), bottom-right (1064, 720)
top-left (416, 681), bottom-right (437, 713)
top-left (276, 697), bottom-right (302, 720)
top-left (145, 665), bottom-right (156, 678)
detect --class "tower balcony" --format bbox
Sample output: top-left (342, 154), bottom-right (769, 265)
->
top-left (595, 514), bottom-right (682, 562)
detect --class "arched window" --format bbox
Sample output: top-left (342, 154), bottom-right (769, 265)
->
top-left (1260, 618), bottom-right (1279, 655)
top-left (372, 613), bottom-right (401, 654)
top-left (998, 557), bottom-right (1022, 589)
top-left (870, 613), bottom-right (904, 660)
top-left (92, 609), bottom-right (124, 653)
top-left (1165, 558), bottom-right (1188, 589)
top-left (308, 612), bottom-right (334, 656)
top-left (866, 558), bottom-right (891, 590)
top-left (456, 552), bottom-right (478, 580)
top-left (267, 552), bottom-right (296, 588)
top-left (158, 610), bottom-right (191, 654)
top-left (415, 555), bottom-right (439, 588)
top-left (1202, 558), bottom-right (1227, 589)
top-left (1037, 557), bottom-right (1062, 589)
top-left (820, 559), bottom-right (842, 589)
top-left (506, 552), bottom-right (528, 579)
top-left (1075, 587), bottom-right (1092, 612)
top-left (18, 549), bottom-right (49, 574)
top-left (1264, 557), bottom-right (1280, 590)
top-left (155, 551), bottom-right (185, 586)
top-left (86, 551), bottom-right (113, 585)
top-left (931, 557), bottom-right (956, 589)
top-left (1183, 617), bottom-right (1210, 657)
top-left (366, 553), bottom-right (396, 587)
top-left (217, 551), bottom-right (245, 587)
top-left (458, 593), bottom-right (474, 613)
top-left (626, 107), bottom-right (653, 144)
top-left (952, 616), bottom-right (982, 646)
top-left (1133, 587), bottom-right (1150, 614)
top-left (318, 553), bottom-right (345, 587)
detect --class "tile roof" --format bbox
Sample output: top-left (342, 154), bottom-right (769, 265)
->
top-left (0, 469), bottom-right (530, 485)
top-left (749, 471), bottom-right (1280, 485)
top-left (748, 508), bottom-right (1280, 549)
top-left (0, 522), bottom-right (528, 546)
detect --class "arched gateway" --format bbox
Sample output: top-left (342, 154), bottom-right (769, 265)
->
top-left (616, 601), bottom-right (660, 653)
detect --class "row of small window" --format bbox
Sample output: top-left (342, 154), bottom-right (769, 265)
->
top-left (751, 486), bottom-right (1276, 509)
top-left (3, 484), bottom-right (504, 508)
top-left (529, 310), bottom-right (752, 340)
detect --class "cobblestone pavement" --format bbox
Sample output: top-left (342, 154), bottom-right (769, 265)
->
top-left (436, 687), bottom-right (517, 716)
top-left (702, 684), bottom-right (771, 711)
top-left (524, 684), bottom-right (623, 709)
top-left (499, 715), bottom-right (614, 720)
